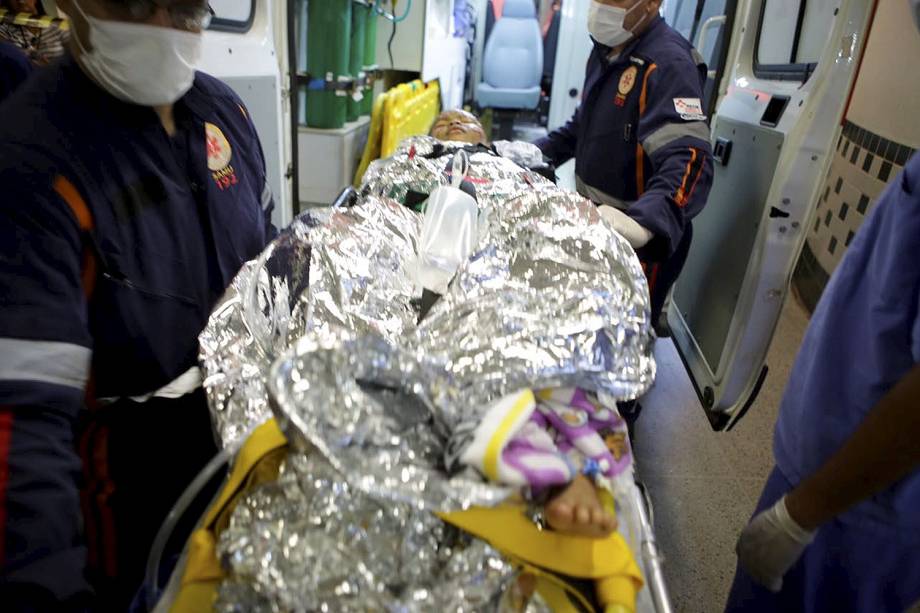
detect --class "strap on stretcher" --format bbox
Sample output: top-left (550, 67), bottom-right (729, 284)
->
top-left (96, 366), bottom-right (203, 405)
top-left (439, 505), bottom-right (643, 611)
top-left (170, 419), bottom-right (643, 612)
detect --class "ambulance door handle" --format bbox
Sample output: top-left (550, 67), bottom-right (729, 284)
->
top-left (769, 206), bottom-right (790, 219)
top-left (713, 137), bottom-right (732, 166)
top-left (695, 15), bottom-right (726, 54)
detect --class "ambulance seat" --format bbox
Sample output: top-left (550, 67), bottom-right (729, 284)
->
top-left (476, 0), bottom-right (543, 111)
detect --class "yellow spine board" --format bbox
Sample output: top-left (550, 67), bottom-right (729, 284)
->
top-left (380, 80), bottom-right (441, 157)
top-left (170, 420), bottom-right (288, 613)
top-left (0, 9), bottom-right (69, 29)
top-left (353, 89), bottom-right (389, 186)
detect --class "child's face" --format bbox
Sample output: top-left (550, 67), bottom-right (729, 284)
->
top-left (430, 110), bottom-right (487, 145)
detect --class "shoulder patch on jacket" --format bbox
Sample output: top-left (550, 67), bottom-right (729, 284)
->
top-left (673, 97), bottom-right (706, 121)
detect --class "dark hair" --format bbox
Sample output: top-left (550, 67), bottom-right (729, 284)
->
top-left (4, 0), bottom-right (44, 14)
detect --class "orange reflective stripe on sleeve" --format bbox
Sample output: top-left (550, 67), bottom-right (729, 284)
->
top-left (52, 176), bottom-right (92, 230)
top-left (52, 176), bottom-right (99, 409)
top-left (674, 147), bottom-right (699, 207)
top-left (685, 151), bottom-right (707, 204)
top-left (638, 64), bottom-right (657, 116)
top-left (52, 176), bottom-right (97, 298)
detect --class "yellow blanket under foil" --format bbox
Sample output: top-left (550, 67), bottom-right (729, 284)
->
top-left (170, 419), bottom-right (643, 613)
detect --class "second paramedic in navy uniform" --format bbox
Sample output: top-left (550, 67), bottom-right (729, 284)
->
top-left (536, 0), bottom-right (713, 324)
top-left (0, 0), bottom-right (276, 609)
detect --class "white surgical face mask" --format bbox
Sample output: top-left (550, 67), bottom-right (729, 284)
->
top-left (587, 0), bottom-right (648, 48)
top-left (71, 0), bottom-right (202, 106)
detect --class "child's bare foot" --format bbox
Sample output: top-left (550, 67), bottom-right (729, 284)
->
top-left (545, 474), bottom-right (617, 538)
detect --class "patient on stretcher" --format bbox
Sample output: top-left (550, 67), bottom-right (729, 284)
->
top-left (430, 109), bottom-right (489, 144)
top-left (429, 109), bottom-right (551, 173)
top-left (199, 112), bottom-right (655, 610)
top-left (425, 110), bottom-right (624, 539)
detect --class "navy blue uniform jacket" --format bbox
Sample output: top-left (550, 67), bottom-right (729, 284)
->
top-left (0, 41), bottom-right (32, 104)
top-left (0, 53), bottom-right (274, 602)
top-left (538, 17), bottom-right (713, 273)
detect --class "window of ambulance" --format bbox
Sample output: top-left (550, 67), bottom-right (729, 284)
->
top-left (661, 0), bottom-right (733, 116)
top-left (755, 0), bottom-right (837, 81)
top-left (664, 0), bottom-right (699, 40)
top-left (209, 0), bottom-right (255, 32)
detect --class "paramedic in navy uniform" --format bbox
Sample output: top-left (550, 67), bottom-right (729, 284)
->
top-left (0, 0), bottom-right (276, 609)
top-left (536, 0), bottom-right (714, 326)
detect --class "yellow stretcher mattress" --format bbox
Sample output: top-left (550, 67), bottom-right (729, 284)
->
top-left (170, 419), bottom-right (643, 613)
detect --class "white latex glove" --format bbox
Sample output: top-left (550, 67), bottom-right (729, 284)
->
top-left (736, 496), bottom-right (816, 592)
top-left (493, 140), bottom-right (545, 167)
top-left (597, 205), bottom-right (654, 249)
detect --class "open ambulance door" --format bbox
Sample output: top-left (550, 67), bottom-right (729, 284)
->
top-left (547, 0), bottom-right (594, 130)
top-left (666, 0), bottom-right (876, 430)
top-left (200, 0), bottom-right (294, 228)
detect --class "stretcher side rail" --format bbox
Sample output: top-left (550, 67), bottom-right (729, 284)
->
top-left (634, 479), bottom-right (674, 613)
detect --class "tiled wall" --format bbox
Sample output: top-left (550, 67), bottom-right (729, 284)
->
top-left (795, 121), bottom-right (916, 310)
top-left (794, 0), bottom-right (920, 311)
top-left (808, 121), bottom-right (916, 274)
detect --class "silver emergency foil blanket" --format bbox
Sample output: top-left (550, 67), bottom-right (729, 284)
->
top-left (268, 331), bottom-right (513, 511)
top-left (200, 135), bottom-right (656, 610)
top-left (215, 452), bottom-right (522, 613)
top-left (361, 136), bottom-right (555, 216)
top-left (202, 136), bottom-right (654, 449)
top-left (200, 198), bottom-right (424, 449)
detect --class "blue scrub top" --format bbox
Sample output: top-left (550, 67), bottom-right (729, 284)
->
top-left (774, 153), bottom-right (920, 539)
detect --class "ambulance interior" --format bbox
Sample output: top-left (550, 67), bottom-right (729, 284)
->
top-left (6, 0), bottom-right (920, 611)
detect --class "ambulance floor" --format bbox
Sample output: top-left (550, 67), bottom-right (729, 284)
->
top-left (635, 294), bottom-right (810, 613)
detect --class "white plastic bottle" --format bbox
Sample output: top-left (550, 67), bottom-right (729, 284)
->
top-left (416, 151), bottom-right (479, 295)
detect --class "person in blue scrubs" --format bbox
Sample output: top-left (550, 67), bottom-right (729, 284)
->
top-left (726, 4), bottom-right (920, 611)
top-left (0, 0), bottom-right (275, 609)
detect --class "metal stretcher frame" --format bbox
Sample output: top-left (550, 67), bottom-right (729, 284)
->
top-left (633, 480), bottom-right (674, 613)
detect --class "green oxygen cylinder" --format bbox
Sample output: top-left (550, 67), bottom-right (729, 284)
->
top-left (296, 0), bottom-right (308, 125)
top-left (306, 0), bottom-right (352, 129)
top-left (361, 1), bottom-right (379, 116)
top-left (347, 1), bottom-right (368, 122)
